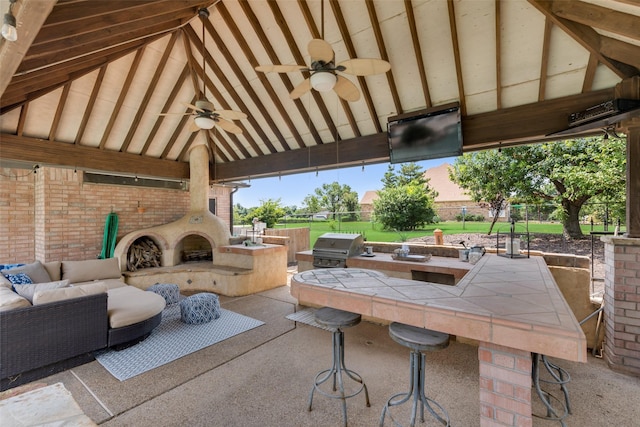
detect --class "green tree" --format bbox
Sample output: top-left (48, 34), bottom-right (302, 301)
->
top-left (233, 203), bottom-right (248, 225)
top-left (450, 136), bottom-right (626, 238)
top-left (373, 163), bottom-right (436, 231)
top-left (304, 182), bottom-right (359, 220)
top-left (243, 198), bottom-right (285, 228)
top-left (449, 150), bottom-right (526, 234)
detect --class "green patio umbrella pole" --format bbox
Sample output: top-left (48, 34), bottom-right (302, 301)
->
top-left (99, 211), bottom-right (119, 259)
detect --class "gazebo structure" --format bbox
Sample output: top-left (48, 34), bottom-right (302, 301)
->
top-left (1, 0), bottom-right (639, 422)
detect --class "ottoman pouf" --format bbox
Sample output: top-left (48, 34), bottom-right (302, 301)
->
top-left (147, 283), bottom-right (181, 305)
top-left (180, 293), bottom-right (221, 324)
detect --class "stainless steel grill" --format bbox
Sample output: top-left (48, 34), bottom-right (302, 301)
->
top-left (312, 233), bottom-right (365, 268)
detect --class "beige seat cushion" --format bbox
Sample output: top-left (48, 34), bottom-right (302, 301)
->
top-left (43, 261), bottom-right (62, 281)
top-left (33, 281), bottom-right (108, 305)
top-left (73, 278), bottom-right (126, 290)
top-left (107, 286), bottom-right (165, 329)
top-left (0, 286), bottom-right (31, 311)
top-left (62, 258), bottom-right (121, 283)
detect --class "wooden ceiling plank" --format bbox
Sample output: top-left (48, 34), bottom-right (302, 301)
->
top-left (446, 0), bottom-right (467, 116)
top-left (211, 5), bottom-right (289, 152)
top-left (269, 2), bottom-right (338, 144)
top-left (75, 66), bottom-right (107, 144)
top-left (527, 0), bottom-right (636, 79)
top-left (44, 1), bottom-right (165, 25)
top-left (220, 2), bottom-right (304, 149)
top-left (495, 0), bottom-right (502, 110)
top-left (539, 17), bottom-right (553, 101)
top-left (329, 0), bottom-right (382, 133)
top-left (366, 0), bottom-right (403, 114)
top-left (182, 29), bottom-right (203, 96)
top-left (405, 0), bottom-right (432, 109)
top-left (35, 1), bottom-right (205, 45)
top-left (184, 27), bottom-right (260, 158)
top-left (551, 0), bottom-right (640, 41)
top-left (582, 53), bottom-right (598, 93)
top-left (0, 0), bottom-right (55, 98)
top-left (297, 0), bottom-right (360, 137)
top-left (98, 48), bottom-right (146, 150)
top-left (141, 65), bottom-right (191, 156)
top-left (1, 134), bottom-right (190, 180)
top-left (600, 36), bottom-right (640, 70)
top-left (162, 95), bottom-right (198, 160)
top-left (48, 83), bottom-right (71, 141)
top-left (120, 32), bottom-right (180, 153)
top-left (22, 19), bottom-right (189, 72)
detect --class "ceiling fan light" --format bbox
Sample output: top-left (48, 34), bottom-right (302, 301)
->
top-left (2, 12), bottom-right (17, 42)
top-left (194, 116), bottom-right (215, 129)
top-left (310, 72), bottom-right (337, 92)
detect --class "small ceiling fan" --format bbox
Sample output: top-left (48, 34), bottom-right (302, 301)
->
top-left (254, 1), bottom-right (390, 102)
top-left (160, 8), bottom-right (246, 134)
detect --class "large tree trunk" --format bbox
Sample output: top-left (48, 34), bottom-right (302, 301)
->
top-left (562, 200), bottom-right (584, 239)
top-left (486, 196), bottom-right (506, 235)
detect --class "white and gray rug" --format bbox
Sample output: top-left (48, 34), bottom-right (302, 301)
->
top-left (95, 304), bottom-right (264, 381)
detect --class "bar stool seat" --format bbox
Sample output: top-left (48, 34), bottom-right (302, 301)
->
top-left (308, 307), bottom-right (370, 427)
top-left (380, 322), bottom-right (451, 427)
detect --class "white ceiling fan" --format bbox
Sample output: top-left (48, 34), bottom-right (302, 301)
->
top-left (160, 8), bottom-right (246, 134)
top-left (254, 0), bottom-right (390, 102)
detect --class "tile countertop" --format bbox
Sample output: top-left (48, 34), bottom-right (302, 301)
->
top-left (290, 255), bottom-right (587, 363)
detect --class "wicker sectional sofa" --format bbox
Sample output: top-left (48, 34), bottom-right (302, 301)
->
top-left (0, 258), bottom-right (165, 390)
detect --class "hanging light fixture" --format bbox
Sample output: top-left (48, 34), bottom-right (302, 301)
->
top-left (310, 72), bottom-right (337, 92)
top-left (193, 8), bottom-right (216, 130)
top-left (2, 0), bottom-right (18, 42)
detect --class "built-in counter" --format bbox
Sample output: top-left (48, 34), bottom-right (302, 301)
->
top-left (290, 254), bottom-right (587, 426)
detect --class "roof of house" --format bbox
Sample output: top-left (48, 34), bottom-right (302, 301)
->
top-left (423, 163), bottom-right (471, 203)
top-left (359, 190), bottom-right (379, 205)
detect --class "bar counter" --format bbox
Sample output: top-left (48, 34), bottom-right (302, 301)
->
top-left (290, 254), bottom-right (587, 426)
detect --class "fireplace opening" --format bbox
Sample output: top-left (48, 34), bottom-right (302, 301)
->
top-left (179, 234), bottom-right (213, 263)
top-left (127, 236), bottom-right (162, 271)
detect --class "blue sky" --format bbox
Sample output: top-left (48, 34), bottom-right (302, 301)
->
top-left (233, 157), bottom-right (456, 208)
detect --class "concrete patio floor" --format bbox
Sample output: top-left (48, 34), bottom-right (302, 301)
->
top-left (7, 280), bottom-right (640, 426)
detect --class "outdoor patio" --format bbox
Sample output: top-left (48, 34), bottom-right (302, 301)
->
top-left (3, 272), bottom-right (639, 427)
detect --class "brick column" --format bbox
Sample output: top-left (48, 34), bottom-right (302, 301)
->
top-left (602, 236), bottom-right (640, 376)
top-left (478, 342), bottom-right (532, 427)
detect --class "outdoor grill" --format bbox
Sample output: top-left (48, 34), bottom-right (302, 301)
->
top-left (312, 233), bottom-right (365, 268)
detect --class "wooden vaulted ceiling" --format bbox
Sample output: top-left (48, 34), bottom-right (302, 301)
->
top-left (0, 0), bottom-right (639, 183)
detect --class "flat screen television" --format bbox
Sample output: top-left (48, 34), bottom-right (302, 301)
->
top-left (387, 105), bottom-right (463, 164)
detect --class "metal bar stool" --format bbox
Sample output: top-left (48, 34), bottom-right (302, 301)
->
top-left (532, 352), bottom-right (571, 426)
top-left (308, 307), bottom-right (370, 427)
top-left (380, 322), bottom-right (451, 427)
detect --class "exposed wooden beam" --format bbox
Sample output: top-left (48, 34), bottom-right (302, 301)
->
top-left (161, 95), bottom-right (197, 159)
top-left (551, 0), bottom-right (640, 41)
top-left (330, 0), bottom-right (381, 133)
top-left (447, 0), bottom-right (466, 116)
top-left (495, 0), bottom-right (502, 110)
top-left (527, 0), bottom-right (636, 79)
top-left (582, 53), bottom-right (598, 93)
top-left (539, 17), bottom-right (552, 101)
top-left (48, 83), bottom-right (71, 141)
top-left (366, 0), bottom-right (402, 114)
top-left (0, 134), bottom-right (190, 179)
top-left (75, 66), bottom-right (107, 144)
top-left (0, 0), bottom-right (55, 98)
top-left (600, 36), bottom-right (640, 70)
top-left (405, 0), bottom-right (432, 109)
top-left (98, 47), bottom-right (146, 150)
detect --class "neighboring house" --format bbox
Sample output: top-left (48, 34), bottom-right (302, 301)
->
top-left (423, 163), bottom-right (487, 221)
top-left (359, 190), bottom-right (379, 221)
top-left (359, 163), bottom-right (501, 222)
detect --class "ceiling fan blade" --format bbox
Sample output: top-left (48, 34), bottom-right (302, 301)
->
top-left (182, 102), bottom-right (205, 113)
top-left (255, 64), bottom-right (307, 73)
top-left (289, 78), bottom-right (312, 99)
top-left (338, 58), bottom-right (391, 76)
top-left (213, 110), bottom-right (247, 121)
top-left (334, 75), bottom-right (360, 102)
top-left (158, 112), bottom-right (193, 116)
top-left (216, 118), bottom-right (242, 134)
top-left (308, 39), bottom-right (333, 63)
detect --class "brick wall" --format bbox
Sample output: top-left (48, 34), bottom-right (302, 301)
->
top-left (0, 166), bottom-right (232, 263)
top-left (602, 236), bottom-right (640, 376)
top-left (478, 342), bottom-right (532, 427)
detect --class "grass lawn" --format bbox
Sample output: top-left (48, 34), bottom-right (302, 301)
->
top-left (275, 220), bottom-right (621, 246)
